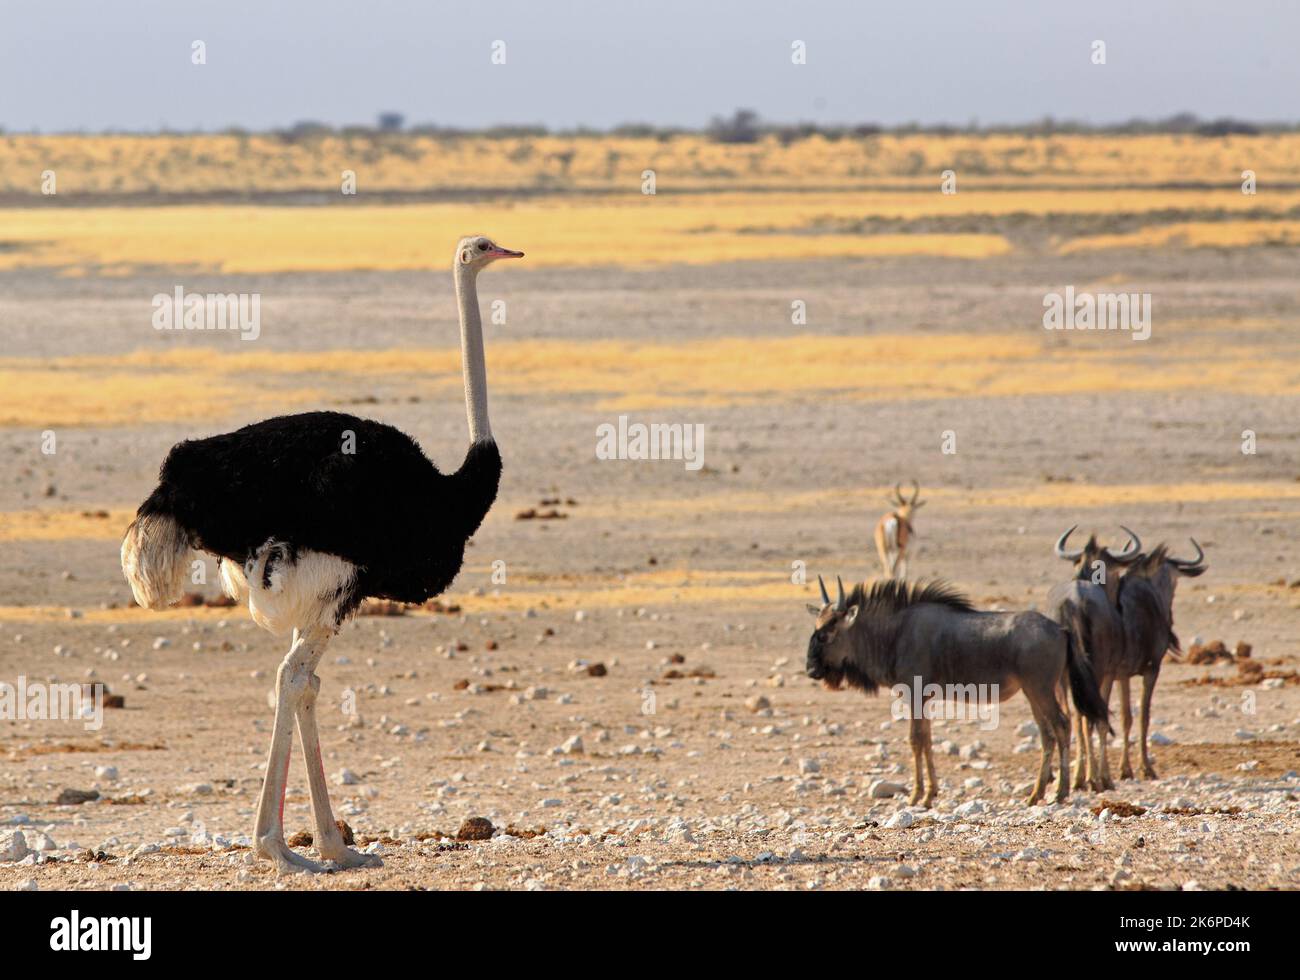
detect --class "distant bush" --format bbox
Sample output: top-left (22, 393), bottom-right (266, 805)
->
top-left (708, 109), bottom-right (761, 144)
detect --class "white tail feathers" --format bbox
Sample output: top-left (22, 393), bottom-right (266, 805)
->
top-left (219, 558), bottom-right (249, 602)
top-left (121, 514), bottom-right (192, 609)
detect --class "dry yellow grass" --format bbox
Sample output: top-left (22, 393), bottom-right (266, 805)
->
top-left (6, 132), bottom-right (1300, 195)
top-left (0, 200), bottom-right (1012, 274)
top-left (1060, 220), bottom-right (1300, 253)
top-left (4, 133), bottom-right (1296, 274)
top-left (3, 325), bottom-right (1297, 428)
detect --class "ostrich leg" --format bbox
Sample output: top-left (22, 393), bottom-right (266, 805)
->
top-left (254, 630), bottom-right (326, 873)
top-left (293, 626), bottom-right (381, 869)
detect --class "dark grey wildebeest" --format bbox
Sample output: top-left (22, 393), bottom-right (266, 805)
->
top-left (1048, 525), bottom-right (1143, 790)
top-left (805, 576), bottom-right (1110, 807)
top-left (1113, 541), bottom-right (1207, 780)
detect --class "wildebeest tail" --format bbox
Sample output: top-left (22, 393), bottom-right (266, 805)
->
top-left (1063, 621), bottom-right (1111, 733)
top-left (120, 486), bottom-right (193, 609)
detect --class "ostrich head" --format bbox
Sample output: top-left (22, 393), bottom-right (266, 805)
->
top-left (456, 235), bottom-right (524, 270)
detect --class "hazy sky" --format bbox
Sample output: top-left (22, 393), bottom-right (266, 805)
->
top-left (4, 0), bottom-right (1296, 132)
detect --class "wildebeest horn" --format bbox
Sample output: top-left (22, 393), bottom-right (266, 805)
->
top-left (818, 575), bottom-right (830, 606)
top-left (1104, 525), bottom-right (1142, 563)
top-left (1169, 538), bottom-right (1205, 569)
top-left (836, 575), bottom-right (846, 612)
top-left (1054, 524), bottom-right (1084, 561)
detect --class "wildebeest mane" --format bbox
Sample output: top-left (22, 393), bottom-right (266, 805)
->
top-left (846, 578), bottom-right (976, 616)
top-left (1123, 543), bottom-right (1170, 580)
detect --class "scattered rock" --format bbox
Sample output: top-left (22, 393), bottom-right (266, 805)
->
top-left (869, 779), bottom-right (907, 799)
top-left (0, 830), bottom-right (29, 863)
top-left (56, 788), bottom-right (100, 805)
top-left (457, 817), bottom-right (495, 842)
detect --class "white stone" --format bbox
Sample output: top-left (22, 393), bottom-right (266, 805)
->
top-left (0, 830), bottom-right (29, 863)
top-left (885, 810), bottom-right (915, 829)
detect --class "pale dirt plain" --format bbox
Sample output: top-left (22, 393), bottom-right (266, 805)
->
top-left (1, 203), bottom-right (1299, 891)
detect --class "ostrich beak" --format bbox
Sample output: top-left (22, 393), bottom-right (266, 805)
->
top-left (487, 246), bottom-right (524, 259)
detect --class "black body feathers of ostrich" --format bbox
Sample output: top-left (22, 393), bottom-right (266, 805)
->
top-left (137, 411), bottom-right (501, 609)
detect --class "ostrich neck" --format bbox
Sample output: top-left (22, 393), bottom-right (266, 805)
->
top-left (454, 263), bottom-right (492, 444)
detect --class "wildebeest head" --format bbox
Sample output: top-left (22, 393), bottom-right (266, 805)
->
top-left (804, 575), bottom-right (860, 689)
top-left (1054, 524), bottom-right (1142, 600)
top-left (1123, 539), bottom-right (1207, 609)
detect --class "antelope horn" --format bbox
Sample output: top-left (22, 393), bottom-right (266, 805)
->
top-left (908, 479), bottom-right (921, 505)
top-left (892, 482), bottom-right (904, 505)
top-left (1104, 525), bottom-right (1142, 562)
top-left (818, 575), bottom-right (830, 606)
top-left (836, 575), bottom-right (846, 612)
top-left (1169, 538), bottom-right (1205, 569)
top-left (1054, 524), bottom-right (1084, 561)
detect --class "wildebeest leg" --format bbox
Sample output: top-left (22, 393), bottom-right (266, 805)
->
top-left (1118, 678), bottom-right (1135, 780)
top-left (921, 718), bottom-right (938, 807)
top-left (1071, 711), bottom-right (1090, 790)
top-left (1139, 670), bottom-right (1159, 779)
top-left (908, 716), bottom-right (928, 806)
top-left (1053, 710), bottom-right (1071, 803)
top-left (1023, 694), bottom-right (1059, 806)
top-left (1094, 677), bottom-right (1115, 790)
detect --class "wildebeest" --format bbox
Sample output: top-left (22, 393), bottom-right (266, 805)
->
top-left (1113, 541), bottom-right (1207, 780)
top-left (804, 575), bottom-right (1109, 806)
top-left (1047, 525), bottom-right (1143, 790)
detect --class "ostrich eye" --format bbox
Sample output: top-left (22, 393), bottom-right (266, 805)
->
top-left (478, 242), bottom-right (489, 251)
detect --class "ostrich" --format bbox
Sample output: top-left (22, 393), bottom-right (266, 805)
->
top-left (120, 235), bottom-right (523, 873)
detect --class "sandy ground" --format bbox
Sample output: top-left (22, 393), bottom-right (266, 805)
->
top-left (1, 247), bottom-right (1299, 890)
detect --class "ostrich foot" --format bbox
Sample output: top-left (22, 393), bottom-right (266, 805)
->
top-left (1142, 763), bottom-right (1158, 780)
top-left (1120, 764), bottom-right (1134, 780)
top-left (321, 845), bottom-right (383, 870)
top-left (908, 788), bottom-right (924, 806)
top-left (257, 835), bottom-right (327, 875)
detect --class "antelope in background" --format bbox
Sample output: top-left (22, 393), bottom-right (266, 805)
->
top-left (875, 480), bottom-right (925, 579)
